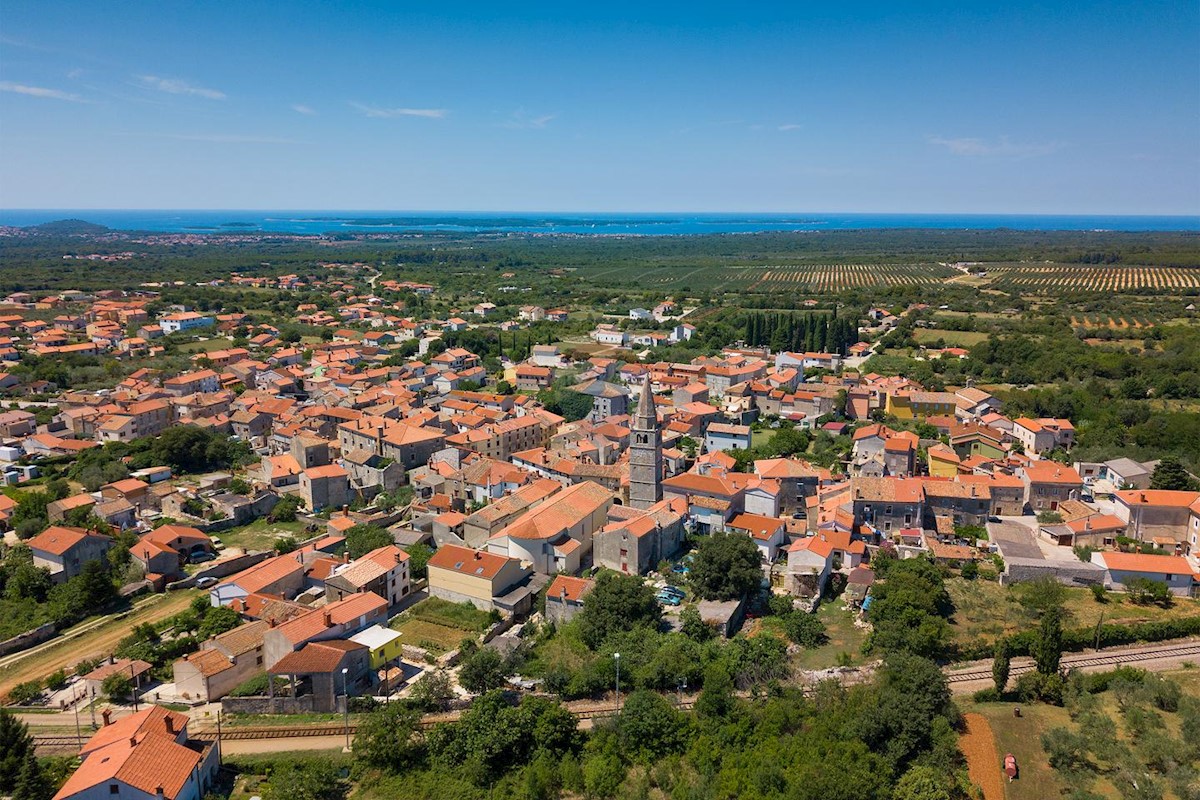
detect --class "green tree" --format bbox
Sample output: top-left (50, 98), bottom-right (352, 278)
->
top-left (101, 673), bottom-right (133, 703)
top-left (993, 639), bottom-right (1012, 694)
top-left (0, 710), bottom-right (34, 793)
top-left (345, 524), bottom-right (393, 559)
top-left (618, 690), bottom-right (684, 761)
top-left (892, 765), bottom-right (953, 800)
top-left (12, 753), bottom-right (54, 800)
top-left (402, 542), bottom-right (433, 579)
top-left (458, 646), bottom-right (512, 694)
top-left (198, 604), bottom-right (241, 639)
top-left (781, 611), bottom-right (828, 648)
top-left (261, 760), bottom-right (345, 800)
top-left (679, 605), bottom-right (713, 642)
top-left (576, 571), bottom-right (662, 649)
top-left (355, 702), bottom-right (423, 772)
top-left (689, 530), bottom-right (763, 601)
top-left (1149, 456), bottom-right (1198, 491)
top-left (1033, 607), bottom-right (1064, 676)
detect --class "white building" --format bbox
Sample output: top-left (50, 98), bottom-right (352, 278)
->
top-left (160, 312), bottom-right (215, 334)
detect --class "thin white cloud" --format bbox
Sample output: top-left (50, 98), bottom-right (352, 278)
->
top-left (349, 101), bottom-right (447, 119)
top-left (291, 104), bottom-right (317, 115)
top-left (0, 81), bottom-right (86, 102)
top-left (115, 132), bottom-right (301, 144)
top-left (66, 68), bottom-right (85, 80)
top-left (777, 123), bottom-right (803, 131)
top-left (137, 75), bottom-right (226, 100)
top-left (501, 110), bottom-right (556, 129)
top-left (928, 135), bottom-right (1061, 158)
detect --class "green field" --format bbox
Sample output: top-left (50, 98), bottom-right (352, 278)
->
top-left (756, 598), bottom-right (870, 670)
top-left (218, 518), bottom-right (312, 552)
top-left (388, 597), bottom-right (495, 654)
top-left (912, 328), bottom-right (992, 347)
top-left (946, 577), bottom-right (1200, 653)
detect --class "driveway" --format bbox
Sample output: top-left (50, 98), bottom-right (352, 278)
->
top-left (987, 520), bottom-right (1044, 561)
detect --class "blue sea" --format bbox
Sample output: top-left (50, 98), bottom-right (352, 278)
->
top-left (1, 210), bottom-right (1197, 235)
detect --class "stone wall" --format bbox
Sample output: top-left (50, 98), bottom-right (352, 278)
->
top-left (220, 695), bottom-right (316, 715)
top-left (1000, 556), bottom-right (1105, 587)
top-left (0, 622), bottom-right (55, 657)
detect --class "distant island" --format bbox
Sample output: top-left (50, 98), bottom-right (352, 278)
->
top-left (24, 219), bottom-right (110, 235)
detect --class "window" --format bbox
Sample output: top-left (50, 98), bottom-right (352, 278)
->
top-left (110, 786), bottom-right (120, 795)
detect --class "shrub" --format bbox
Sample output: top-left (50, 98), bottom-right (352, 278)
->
top-left (972, 687), bottom-right (1001, 703)
top-left (9, 681), bottom-right (43, 705)
top-left (1089, 583), bottom-right (1108, 603)
top-left (960, 561), bottom-right (979, 580)
top-left (44, 670), bottom-right (68, 692)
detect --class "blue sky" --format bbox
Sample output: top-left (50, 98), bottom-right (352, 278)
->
top-left (1, 1), bottom-right (1197, 213)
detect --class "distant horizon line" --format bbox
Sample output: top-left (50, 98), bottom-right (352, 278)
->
top-left (3, 208), bottom-right (1199, 218)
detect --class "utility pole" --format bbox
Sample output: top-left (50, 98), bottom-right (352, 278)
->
top-left (73, 696), bottom-right (83, 751)
top-left (613, 652), bottom-right (621, 712)
top-left (341, 667), bottom-right (351, 752)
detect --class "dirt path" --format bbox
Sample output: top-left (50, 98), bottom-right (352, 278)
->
top-left (0, 590), bottom-right (198, 699)
top-left (960, 712), bottom-right (1005, 800)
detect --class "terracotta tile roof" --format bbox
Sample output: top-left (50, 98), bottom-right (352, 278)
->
top-left (27, 525), bottom-right (108, 557)
top-left (428, 543), bottom-right (519, 581)
top-left (1115, 489), bottom-right (1200, 508)
top-left (1023, 461), bottom-right (1083, 485)
top-left (269, 639), bottom-right (367, 674)
top-left (497, 481), bottom-right (612, 541)
top-left (273, 592), bottom-right (386, 645)
top-left (728, 513), bottom-right (786, 540)
top-left (547, 574), bottom-right (593, 604)
top-left (1097, 551), bottom-right (1197, 577)
top-left (78, 705), bottom-right (190, 756)
top-left (219, 555), bottom-right (304, 594)
top-left (304, 464), bottom-right (348, 480)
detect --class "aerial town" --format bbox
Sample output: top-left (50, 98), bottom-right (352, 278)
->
top-left (0, 225), bottom-right (1197, 799)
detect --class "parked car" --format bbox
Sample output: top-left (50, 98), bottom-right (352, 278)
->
top-left (189, 552), bottom-right (216, 564)
top-left (655, 591), bottom-right (682, 606)
top-left (196, 577), bottom-right (218, 589)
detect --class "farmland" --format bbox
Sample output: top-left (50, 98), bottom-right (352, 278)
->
top-left (572, 262), bottom-right (957, 293)
top-left (978, 263), bottom-right (1200, 294)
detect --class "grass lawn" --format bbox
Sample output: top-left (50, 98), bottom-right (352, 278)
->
top-left (389, 597), bottom-right (495, 655)
top-left (966, 699), bottom-right (1073, 800)
top-left (218, 518), bottom-right (311, 552)
top-left (389, 618), bottom-right (475, 655)
top-left (946, 577), bottom-right (1200, 653)
top-left (176, 337), bottom-right (234, 353)
top-left (751, 428), bottom-right (776, 450)
top-left (756, 597), bottom-right (870, 670)
top-left (912, 328), bottom-right (992, 347)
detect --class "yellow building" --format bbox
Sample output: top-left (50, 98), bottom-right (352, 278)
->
top-left (885, 390), bottom-right (958, 420)
top-left (927, 444), bottom-right (961, 478)
top-left (349, 624), bottom-right (405, 669)
top-left (426, 544), bottom-right (532, 613)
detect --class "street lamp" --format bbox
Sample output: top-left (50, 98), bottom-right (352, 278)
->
top-left (678, 677), bottom-right (687, 706)
top-left (613, 652), bottom-right (621, 711)
top-left (340, 667), bottom-right (350, 752)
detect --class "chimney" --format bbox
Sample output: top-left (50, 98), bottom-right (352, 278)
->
top-left (130, 735), bottom-right (138, 747)
top-left (342, 505), bottom-right (349, 517)
top-left (323, 610), bottom-right (332, 627)
top-left (343, 551), bottom-right (350, 564)
top-left (1140, 493), bottom-right (1146, 503)
top-left (1085, 517), bottom-right (1092, 531)
top-left (395, 551), bottom-right (402, 564)
top-left (165, 715), bottom-right (175, 735)
top-left (102, 709), bottom-right (112, 726)
top-left (268, 617), bottom-right (276, 628)
top-left (474, 550), bottom-right (483, 560)
top-left (156, 787), bottom-right (165, 800)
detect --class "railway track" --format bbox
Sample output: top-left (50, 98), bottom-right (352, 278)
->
top-left (946, 641), bottom-right (1200, 683)
top-left (33, 700), bottom-right (695, 749)
top-left (33, 642), bottom-right (1198, 751)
